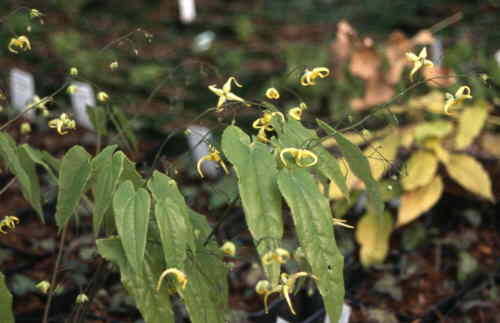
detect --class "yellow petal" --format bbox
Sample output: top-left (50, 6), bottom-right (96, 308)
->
top-left (401, 150), bottom-right (438, 190)
top-left (444, 154), bottom-right (494, 201)
top-left (397, 175), bottom-right (443, 227)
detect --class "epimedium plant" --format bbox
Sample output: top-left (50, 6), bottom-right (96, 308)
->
top-left (0, 8), bottom-right (390, 323)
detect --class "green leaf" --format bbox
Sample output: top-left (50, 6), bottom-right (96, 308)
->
top-left (118, 151), bottom-right (145, 188)
top-left (0, 133), bottom-right (43, 221)
top-left (148, 171), bottom-right (196, 270)
top-left (113, 183), bottom-right (151, 275)
top-left (111, 106), bottom-right (138, 151)
top-left (91, 145), bottom-right (118, 177)
top-left (0, 272), bottom-right (15, 323)
top-left (277, 168), bottom-right (344, 322)
top-left (274, 119), bottom-right (349, 199)
top-left (317, 119), bottom-right (384, 217)
top-left (221, 125), bottom-right (283, 285)
top-left (55, 146), bottom-right (92, 229)
top-left (183, 211), bottom-right (229, 323)
top-left (96, 237), bottom-right (175, 323)
top-left (93, 151), bottom-right (125, 236)
top-left (86, 105), bottom-right (108, 136)
top-left (19, 144), bottom-right (58, 180)
top-left (183, 250), bottom-right (229, 323)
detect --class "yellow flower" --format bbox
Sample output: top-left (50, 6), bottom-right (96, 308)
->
top-left (48, 113), bottom-right (76, 135)
top-left (221, 241), bottom-right (236, 257)
top-left (332, 218), bottom-right (354, 228)
top-left (30, 9), bottom-right (43, 19)
top-left (300, 67), bottom-right (330, 86)
top-left (20, 122), bottom-right (32, 134)
top-left (280, 148), bottom-right (318, 168)
top-left (69, 67), bottom-right (78, 76)
top-left (35, 281), bottom-right (51, 294)
top-left (31, 95), bottom-right (52, 115)
top-left (288, 103), bottom-right (307, 121)
top-left (406, 47), bottom-right (433, 81)
top-left (443, 86), bottom-right (472, 114)
top-left (0, 216), bottom-right (20, 234)
top-left (263, 272), bottom-right (318, 315)
top-left (265, 88), bottom-right (280, 100)
top-left (196, 145), bottom-right (229, 178)
top-left (8, 35), bottom-right (31, 54)
top-left (110, 61), bottom-right (119, 70)
top-left (208, 77), bottom-right (245, 112)
top-left (75, 293), bottom-right (89, 304)
top-left (156, 268), bottom-right (188, 291)
top-left (261, 248), bottom-right (290, 265)
top-left (252, 111), bottom-right (285, 143)
top-left (97, 91), bottom-right (109, 102)
top-left (255, 280), bottom-right (271, 295)
top-left (66, 85), bottom-right (77, 95)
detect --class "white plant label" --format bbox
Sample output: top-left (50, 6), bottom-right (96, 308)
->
top-left (431, 37), bottom-right (443, 67)
top-left (275, 316), bottom-right (290, 323)
top-left (9, 68), bottom-right (35, 118)
top-left (186, 125), bottom-right (220, 178)
top-left (69, 81), bottom-right (96, 129)
top-left (178, 0), bottom-right (196, 24)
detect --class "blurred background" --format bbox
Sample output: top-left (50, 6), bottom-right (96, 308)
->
top-left (0, 0), bottom-right (499, 322)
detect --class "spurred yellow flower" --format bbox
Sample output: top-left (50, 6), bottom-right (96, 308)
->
top-left (156, 268), bottom-right (188, 291)
top-left (208, 77), bottom-right (245, 112)
top-left (97, 91), bottom-right (109, 102)
top-left (263, 272), bottom-right (318, 315)
top-left (300, 67), bottom-right (330, 86)
top-left (280, 148), bottom-right (318, 168)
top-left (196, 145), bottom-right (229, 178)
top-left (443, 86), bottom-right (472, 114)
top-left (406, 47), bottom-right (433, 81)
top-left (35, 281), bottom-right (51, 294)
top-left (8, 36), bottom-right (31, 54)
top-left (252, 111), bottom-right (284, 143)
top-left (288, 102), bottom-right (307, 121)
top-left (261, 248), bottom-right (290, 265)
top-left (221, 241), bottom-right (236, 257)
top-left (48, 113), bottom-right (76, 135)
top-left (30, 9), bottom-right (44, 19)
top-left (265, 88), bottom-right (280, 100)
top-left (0, 216), bottom-right (20, 234)
top-left (69, 67), bottom-right (79, 76)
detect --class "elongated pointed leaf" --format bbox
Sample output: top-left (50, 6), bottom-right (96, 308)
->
top-left (317, 119), bottom-right (384, 217)
top-left (19, 144), bottom-right (58, 180)
top-left (90, 145), bottom-right (118, 178)
top-left (221, 125), bottom-right (283, 285)
top-left (96, 237), bottom-right (175, 323)
top-left (0, 272), bottom-right (14, 323)
top-left (93, 151), bottom-right (125, 236)
top-left (148, 171), bottom-right (196, 270)
top-left (274, 119), bottom-right (349, 199)
top-left (183, 210), bottom-right (229, 323)
top-left (113, 184), bottom-right (151, 275)
top-left (277, 168), bottom-right (344, 322)
top-left (119, 152), bottom-right (145, 188)
top-left (55, 146), bottom-right (92, 229)
top-left (0, 133), bottom-right (43, 221)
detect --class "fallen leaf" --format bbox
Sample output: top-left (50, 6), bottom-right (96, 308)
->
top-left (444, 154), bottom-right (494, 201)
top-left (480, 133), bottom-right (500, 158)
top-left (397, 175), bottom-right (443, 227)
top-left (401, 150), bottom-right (439, 190)
top-left (365, 131), bottom-right (400, 180)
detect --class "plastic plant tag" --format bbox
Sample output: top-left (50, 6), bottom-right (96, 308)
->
top-left (430, 37), bottom-right (443, 66)
top-left (186, 125), bottom-right (219, 178)
top-left (69, 81), bottom-right (96, 129)
top-left (276, 317), bottom-right (290, 323)
top-left (178, 0), bottom-right (196, 24)
top-left (9, 68), bottom-right (35, 118)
